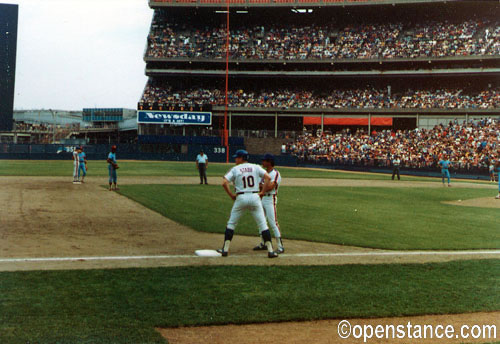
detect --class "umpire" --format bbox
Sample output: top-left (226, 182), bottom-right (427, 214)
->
top-left (196, 150), bottom-right (208, 184)
top-left (392, 155), bottom-right (401, 180)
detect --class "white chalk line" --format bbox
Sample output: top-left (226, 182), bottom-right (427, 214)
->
top-left (0, 250), bottom-right (499, 263)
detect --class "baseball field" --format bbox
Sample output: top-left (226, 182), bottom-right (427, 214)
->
top-left (0, 160), bottom-right (499, 344)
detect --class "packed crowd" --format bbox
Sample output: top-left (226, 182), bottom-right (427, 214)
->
top-left (147, 15), bottom-right (500, 60)
top-left (286, 118), bottom-right (499, 171)
top-left (140, 84), bottom-right (500, 110)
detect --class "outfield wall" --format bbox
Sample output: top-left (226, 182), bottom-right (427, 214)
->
top-left (0, 142), bottom-right (493, 180)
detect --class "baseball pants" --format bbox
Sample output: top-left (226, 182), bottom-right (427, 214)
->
top-left (262, 195), bottom-right (281, 238)
top-left (73, 161), bottom-right (79, 180)
top-left (198, 163), bottom-right (207, 184)
top-left (227, 193), bottom-right (268, 233)
top-left (78, 163), bottom-right (86, 178)
top-left (108, 166), bottom-right (117, 183)
top-left (442, 169), bottom-right (450, 184)
top-left (392, 166), bottom-right (400, 180)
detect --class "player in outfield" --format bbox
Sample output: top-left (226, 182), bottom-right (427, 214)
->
top-left (218, 150), bottom-right (279, 258)
top-left (254, 153), bottom-right (284, 254)
top-left (107, 145), bottom-right (119, 191)
top-left (438, 154), bottom-right (452, 187)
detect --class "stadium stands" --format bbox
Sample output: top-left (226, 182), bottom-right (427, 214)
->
top-left (286, 118), bottom-right (499, 172)
top-left (140, 0), bottom-right (499, 175)
top-left (140, 83), bottom-right (500, 110)
top-left (146, 13), bottom-right (500, 60)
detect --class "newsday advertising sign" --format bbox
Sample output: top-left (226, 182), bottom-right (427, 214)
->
top-left (137, 111), bottom-right (212, 126)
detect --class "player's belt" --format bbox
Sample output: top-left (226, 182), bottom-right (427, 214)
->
top-left (264, 193), bottom-right (274, 197)
top-left (236, 191), bottom-right (258, 195)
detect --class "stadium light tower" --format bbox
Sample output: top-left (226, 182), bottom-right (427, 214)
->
top-left (223, 0), bottom-right (230, 163)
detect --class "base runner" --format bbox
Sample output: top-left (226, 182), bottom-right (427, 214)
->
top-left (254, 153), bottom-right (284, 254)
top-left (72, 147), bottom-right (80, 183)
top-left (217, 149), bottom-right (278, 258)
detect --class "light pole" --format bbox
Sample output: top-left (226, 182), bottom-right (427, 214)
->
top-left (223, 0), bottom-right (230, 163)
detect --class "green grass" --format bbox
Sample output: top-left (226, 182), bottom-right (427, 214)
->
top-left (0, 260), bottom-right (498, 343)
top-left (0, 159), bottom-right (480, 182)
top-left (117, 184), bottom-right (499, 250)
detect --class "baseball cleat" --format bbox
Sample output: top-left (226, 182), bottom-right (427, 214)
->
top-left (495, 196), bottom-right (500, 199)
top-left (216, 249), bottom-right (228, 257)
top-left (268, 251), bottom-right (279, 258)
top-left (277, 247), bottom-right (285, 254)
top-left (253, 243), bottom-right (266, 251)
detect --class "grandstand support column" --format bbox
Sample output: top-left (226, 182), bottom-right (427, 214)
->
top-left (321, 113), bottom-right (324, 134)
top-left (275, 112), bottom-right (278, 138)
top-left (368, 113), bottom-right (371, 133)
top-left (229, 112), bottom-right (232, 136)
top-left (416, 114), bottom-right (420, 128)
top-left (465, 113), bottom-right (469, 124)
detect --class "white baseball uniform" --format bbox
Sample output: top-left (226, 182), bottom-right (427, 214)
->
top-left (261, 168), bottom-right (282, 239)
top-left (72, 150), bottom-right (79, 181)
top-left (224, 163), bottom-right (269, 232)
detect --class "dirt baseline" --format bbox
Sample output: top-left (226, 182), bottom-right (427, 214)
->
top-left (0, 176), bottom-right (498, 272)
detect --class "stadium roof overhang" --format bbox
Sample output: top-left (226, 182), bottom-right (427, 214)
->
top-left (149, 0), bottom-right (471, 8)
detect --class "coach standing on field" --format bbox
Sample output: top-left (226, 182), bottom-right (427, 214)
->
top-left (196, 150), bottom-right (208, 185)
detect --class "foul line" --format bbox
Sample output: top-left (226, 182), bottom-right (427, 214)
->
top-left (0, 250), bottom-right (499, 263)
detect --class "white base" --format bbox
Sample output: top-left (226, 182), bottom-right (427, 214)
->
top-left (195, 249), bottom-right (222, 257)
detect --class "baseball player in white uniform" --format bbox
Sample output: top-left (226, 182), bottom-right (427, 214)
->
top-left (254, 154), bottom-right (284, 254)
top-left (217, 149), bottom-right (279, 258)
top-left (72, 147), bottom-right (80, 183)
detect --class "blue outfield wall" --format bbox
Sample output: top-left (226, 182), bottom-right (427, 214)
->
top-left (138, 135), bottom-right (244, 146)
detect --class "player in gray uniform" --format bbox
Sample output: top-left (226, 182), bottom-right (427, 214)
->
top-left (254, 154), bottom-right (284, 254)
top-left (217, 150), bottom-right (279, 258)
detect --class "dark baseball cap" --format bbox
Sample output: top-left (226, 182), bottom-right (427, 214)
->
top-left (262, 153), bottom-right (275, 161)
top-left (232, 149), bottom-right (249, 158)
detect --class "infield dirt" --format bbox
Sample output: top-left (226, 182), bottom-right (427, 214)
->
top-left (157, 311), bottom-right (500, 344)
top-left (1, 176), bottom-right (498, 271)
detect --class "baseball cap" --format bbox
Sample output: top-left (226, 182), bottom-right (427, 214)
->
top-left (262, 153), bottom-right (275, 161)
top-left (232, 149), bottom-right (249, 158)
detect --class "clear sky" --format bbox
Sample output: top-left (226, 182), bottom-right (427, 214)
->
top-left (2, 0), bottom-right (153, 110)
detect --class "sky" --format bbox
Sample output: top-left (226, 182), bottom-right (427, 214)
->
top-left (1, 0), bottom-right (153, 110)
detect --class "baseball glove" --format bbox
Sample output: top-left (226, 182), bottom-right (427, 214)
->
top-left (113, 163), bottom-right (119, 170)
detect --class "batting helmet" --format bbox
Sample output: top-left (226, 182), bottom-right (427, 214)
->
top-left (232, 149), bottom-right (249, 161)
